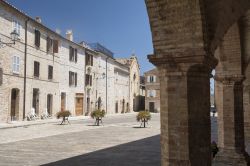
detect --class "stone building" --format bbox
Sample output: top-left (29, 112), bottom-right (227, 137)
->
top-left (138, 76), bottom-right (145, 111)
top-left (116, 55), bottom-right (140, 112)
top-left (144, 68), bottom-right (160, 112)
top-left (85, 43), bottom-right (130, 114)
top-left (146, 0), bottom-right (250, 165)
top-left (0, 1), bottom-right (87, 122)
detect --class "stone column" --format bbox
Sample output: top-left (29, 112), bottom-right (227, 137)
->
top-left (149, 55), bottom-right (217, 166)
top-left (243, 84), bottom-right (250, 142)
top-left (213, 75), bottom-right (249, 165)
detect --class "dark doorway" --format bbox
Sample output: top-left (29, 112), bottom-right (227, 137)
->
top-left (149, 102), bottom-right (155, 112)
top-left (47, 94), bottom-right (53, 115)
top-left (115, 101), bottom-right (118, 113)
top-left (122, 99), bottom-right (125, 113)
top-left (10, 88), bottom-right (20, 121)
top-left (61, 92), bottom-right (66, 111)
top-left (32, 88), bottom-right (39, 115)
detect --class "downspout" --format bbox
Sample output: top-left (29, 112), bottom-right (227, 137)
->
top-left (105, 57), bottom-right (109, 113)
top-left (23, 19), bottom-right (29, 120)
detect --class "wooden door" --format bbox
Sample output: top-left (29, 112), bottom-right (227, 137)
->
top-left (75, 93), bottom-right (84, 116)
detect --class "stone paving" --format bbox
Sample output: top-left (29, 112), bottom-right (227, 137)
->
top-left (0, 113), bottom-right (160, 166)
top-left (0, 113), bottom-right (249, 166)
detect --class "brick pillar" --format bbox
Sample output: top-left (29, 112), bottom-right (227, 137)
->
top-left (150, 55), bottom-right (217, 166)
top-left (243, 84), bottom-right (250, 143)
top-left (213, 75), bottom-right (249, 165)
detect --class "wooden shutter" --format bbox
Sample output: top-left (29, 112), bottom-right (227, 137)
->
top-left (69, 46), bottom-right (73, 61)
top-left (69, 71), bottom-right (71, 86)
top-left (75, 73), bottom-right (77, 86)
top-left (47, 37), bottom-right (50, 52)
top-left (34, 61), bottom-right (40, 77)
top-left (0, 68), bottom-right (2, 86)
top-left (75, 49), bottom-right (77, 62)
top-left (35, 30), bottom-right (40, 47)
top-left (53, 40), bottom-right (58, 53)
top-left (91, 55), bottom-right (93, 66)
top-left (90, 75), bottom-right (92, 86)
top-left (48, 66), bottom-right (53, 79)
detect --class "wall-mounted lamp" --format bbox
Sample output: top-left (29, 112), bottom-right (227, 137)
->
top-left (0, 30), bottom-right (19, 47)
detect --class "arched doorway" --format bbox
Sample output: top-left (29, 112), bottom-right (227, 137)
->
top-left (10, 88), bottom-right (20, 121)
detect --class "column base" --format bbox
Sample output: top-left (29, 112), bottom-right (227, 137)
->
top-left (212, 148), bottom-right (250, 166)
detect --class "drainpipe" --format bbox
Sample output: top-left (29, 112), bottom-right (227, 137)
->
top-left (105, 57), bottom-right (109, 113)
top-left (23, 19), bottom-right (29, 120)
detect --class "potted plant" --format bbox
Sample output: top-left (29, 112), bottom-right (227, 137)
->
top-left (56, 110), bottom-right (71, 125)
top-left (136, 110), bottom-right (151, 128)
top-left (90, 109), bottom-right (105, 126)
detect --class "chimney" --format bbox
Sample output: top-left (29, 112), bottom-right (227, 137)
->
top-left (35, 16), bottom-right (42, 23)
top-left (66, 30), bottom-right (73, 41)
top-left (55, 28), bottom-right (61, 35)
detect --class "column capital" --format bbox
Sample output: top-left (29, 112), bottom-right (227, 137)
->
top-left (214, 75), bottom-right (245, 85)
top-left (148, 51), bottom-right (218, 73)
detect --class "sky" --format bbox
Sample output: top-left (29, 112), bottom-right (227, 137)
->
top-left (7, 0), bottom-right (155, 74)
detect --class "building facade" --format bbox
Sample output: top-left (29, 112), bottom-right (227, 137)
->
top-left (0, 1), bottom-right (87, 122)
top-left (116, 55), bottom-right (140, 112)
top-left (85, 43), bottom-right (130, 115)
top-left (144, 68), bottom-right (160, 112)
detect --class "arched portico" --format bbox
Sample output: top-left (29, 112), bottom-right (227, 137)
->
top-left (145, 0), bottom-right (250, 165)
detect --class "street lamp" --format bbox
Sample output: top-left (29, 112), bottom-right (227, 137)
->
top-left (0, 30), bottom-right (19, 47)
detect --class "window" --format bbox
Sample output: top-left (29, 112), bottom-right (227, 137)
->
top-left (148, 75), bottom-right (156, 83)
top-left (47, 37), bottom-right (53, 53)
top-left (48, 65), bottom-right (53, 80)
top-left (12, 56), bottom-right (20, 74)
top-left (69, 71), bottom-right (77, 86)
top-left (34, 29), bottom-right (41, 47)
top-left (13, 19), bottom-right (21, 36)
top-left (86, 52), bottom-right (93, 66)
top-left (34, 61), bottom-right (40, 77)
top-left (53, 40), bottom-right (59, 53)
top-left (85, 74), bottom-right (92, 86)
top-left (69, 46), bottom-right (77, 62)
top-left (147, 90), bottom-right (156, 98)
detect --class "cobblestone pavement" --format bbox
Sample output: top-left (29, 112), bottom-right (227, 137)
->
top-left (0, 113), bottom-right (161, 166)
top-left (0, 114), bottom-right (249, 166)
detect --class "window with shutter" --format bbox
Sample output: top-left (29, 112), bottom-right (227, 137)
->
top-left (75, 73), bottom-right (77, 86)
top-left (35, 30), bottom-right (40, 47)
top-left (48, 65), bottom-right (53, 80)
top-left (12, 55), bottom-right (20, 74)
top-left (34, 61), bottom-right (40, 77)
top-left (13, 19), bottom-right (21, 36)
top-left (69, 46), bottom-right (74, 61)
top-left (0, 68), bottom-right (2, 86)
top-left (53, 40), bottom-right (58, 53)
top-left (69, 71), bottom-right (71, 86)
top-left (74, 49), bottom-right (77, 63)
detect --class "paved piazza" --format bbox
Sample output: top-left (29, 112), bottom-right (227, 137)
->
top-left (0, 113), bottom-right (249, 166)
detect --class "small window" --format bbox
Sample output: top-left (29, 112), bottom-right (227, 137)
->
top-left (13, 19), bottom-right (21, 36)
top-left (34, 29), bottom-right (41, 47)
top-left (34, 61), bottom-right (40, 77)
top-left (12, 55), bottom-right (20, 74)
top-left (69, 46), bottom-right (77, 62)
top-left (69, 71), bottom-right (77, 87)
top-left (47, 36), bottom-right (53, 53)
top-left (48, 65), bottom-right (53, 80)
top-left (53, 40), bottom-right (59, 53)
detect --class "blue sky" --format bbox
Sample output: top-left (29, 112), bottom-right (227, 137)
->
top-left (7, 0), bottom-right (154, 74)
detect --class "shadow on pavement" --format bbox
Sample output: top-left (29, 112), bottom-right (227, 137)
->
top-left (41, 135), bottom-right (160, 166)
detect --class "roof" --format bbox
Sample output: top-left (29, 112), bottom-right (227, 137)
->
top-left (89, 43), bottom-right (114, 58)
top-left (1, 0), bottom-right (95, 52)
top-left (144, 68), bottom-right (158, 75)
